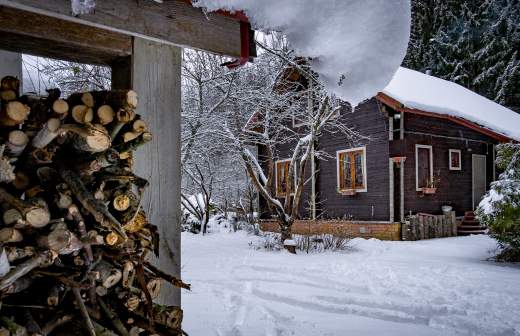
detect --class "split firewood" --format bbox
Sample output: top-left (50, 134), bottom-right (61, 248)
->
top-left (76, 148), bottom-right (119, 176)
top-left (59, 167), bottom-right (127, 240)
top-left (1, 275), bottom-right (33, 295)
top-left (122, 261), bottom-right (135, 288)
top-left (72, 287), bottom-right (97, 336)
top-left (0, 227), bottom-right (23, 243)
top-left (52, 99), bottom-right (69, 117)
top-left (97, 105), bottom-right (115, 125)
top-left (1, 76), bottom-right (20, 92)
top-left (0, 101), bottom-right (30, 126)
top-left (61, 124), bottom-right (111, 153)
top-left (0, 250), bottom-right (55, 291)
top-left (7, 130), bottom-right (29, 156)
top-left (114, 132), bottom-right (151, 154)
top-left (38, 226), bottom-right (82, 255)
top-left (68, 92), bottom-right (95, 109)
top-left (32, 118), bottom-right (61, 149)
top-left (71, 105), bottom-right (94, 124)
top-left (0, 188), bottom-right (50, 228)
top-left (0, 145), bottom-right (15, 183)
top-left (3, 208), bottom-right (23, 226)
top-left (98, 298), bottom-right (129, 336)
top-left (94, 260), bottom-right (122, 289)
top-left (5, 246), bottom-right (35, 262)
top-left (90, 90), bottom-right (138, 111)
top-left (110, 108), bottom-right (136, 140)
top-left (0, 76), bottom-right (20, 101)
top-left (143, 261), bottom-right (191, 290)
top-left (47, 284), bottom-right (65, 306)
top-left (0, 86), bottom-right (188, 335)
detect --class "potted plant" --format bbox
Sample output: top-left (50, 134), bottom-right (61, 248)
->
top-left (422, 177), bottom-right (438, 195)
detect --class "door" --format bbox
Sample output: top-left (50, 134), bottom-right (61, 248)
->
top-left (472, 154), bottom-right (487, 209)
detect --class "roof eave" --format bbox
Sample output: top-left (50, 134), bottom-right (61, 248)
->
top-left (376, 92), bottom-right (513, 143)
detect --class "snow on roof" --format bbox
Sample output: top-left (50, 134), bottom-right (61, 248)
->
top-left (194, 0), bottom-right (410, 107)
top-left (383, 67), bottom-right (520, 141)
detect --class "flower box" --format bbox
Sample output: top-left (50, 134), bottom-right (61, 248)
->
top-left (422, 187), bottom-right (437, 195)
top-left (340, 189), bottom-right (357, 196)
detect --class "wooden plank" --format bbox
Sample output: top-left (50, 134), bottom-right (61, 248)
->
top-left (1, 0), bottom-right (243, 57)
top-left (0, 6), bottom-right (131, 64)
top-left (130, 38), bottom-right (182, 306)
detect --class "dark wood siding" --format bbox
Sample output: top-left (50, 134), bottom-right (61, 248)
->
top-left (316, 99), bottom-right (390, 220)
top-left (399, 113), bottom-right (498, 216)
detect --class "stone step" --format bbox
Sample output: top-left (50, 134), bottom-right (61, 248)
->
top-left (457, 230), bottom-right (487, 235)
top-left (461, 220), bottom-right (480, 226)
top-left (458, 225), bottom-right (487, 230)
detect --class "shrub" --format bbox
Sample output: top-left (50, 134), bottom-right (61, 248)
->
top-left (477, 143), bottom-right (520, 261)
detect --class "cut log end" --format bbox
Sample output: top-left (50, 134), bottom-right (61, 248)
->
top-left (72, 105), bottom-right (94, 124)
top-left (97, 105), bottom-right (115, 125)
top-left (52, 99), bottom-right (69, 115)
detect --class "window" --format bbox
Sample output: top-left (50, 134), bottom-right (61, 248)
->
top-left (292, 98), bottom-right (308, 128)
top-left (415, 144), bottom-right (433, 191)
top-left (275, 159), bottom-right (295, 197)
top-left (337, 146), bottom-right (367, 192)
top-left (449, 149), bottom-right (462, 170)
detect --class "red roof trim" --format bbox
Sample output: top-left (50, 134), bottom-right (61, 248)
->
top-left (376, 92), bottom-right (511, 142)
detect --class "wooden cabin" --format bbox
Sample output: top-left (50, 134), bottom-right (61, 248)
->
top-left (260, 67), bottom-right (520, 240)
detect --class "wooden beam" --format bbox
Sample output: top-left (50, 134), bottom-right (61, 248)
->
top-left (112, 38), bottom-right (182, 306)
top-left (1, 0), bottom-right (243, 57)
top-left (0, 5), bottom-right (131, 65)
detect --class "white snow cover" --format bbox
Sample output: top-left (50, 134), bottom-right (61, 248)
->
top-left (71, 0), bottom-right (95, 15)
top-left (194, 0), bottom-right (411, 107)
top-left (182, 225), bottom-right (520, 335)
top-left (383, 67), bottom-right (520, 141)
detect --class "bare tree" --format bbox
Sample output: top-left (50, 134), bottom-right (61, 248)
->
top-left (222, 44), bottom-right (360, 244)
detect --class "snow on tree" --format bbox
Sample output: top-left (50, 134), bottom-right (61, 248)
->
top-left (404, 0), bottom-right (520, 111)
top-left (219, 40), bottom-right (360, 245)
top-left (477, 143), bottom-right (520, 261)
top-left (194, 0), bottom-right (411, 107)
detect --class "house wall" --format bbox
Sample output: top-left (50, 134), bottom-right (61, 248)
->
top-left (317, 99), bottom-right (391, 221)
top-left (398, 113), bottom-right (497, 217)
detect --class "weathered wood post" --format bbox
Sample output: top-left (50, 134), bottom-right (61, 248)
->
top-left (112, 38), bottom-right (182, 305)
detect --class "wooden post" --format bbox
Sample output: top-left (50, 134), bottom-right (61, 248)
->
top-left (112, 38), bottom-right (182, 306)
top-left (389, 158), bottom-right (394, 223)
top-left (451, 211), bottom-right (457, 236)
top-left (418, 214), bottom-right (424, 240)
top-left (399, 163), bottom-right (404, 223)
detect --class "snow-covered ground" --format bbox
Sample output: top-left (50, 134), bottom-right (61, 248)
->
top-left (182, 228), bottom-right (520, 336)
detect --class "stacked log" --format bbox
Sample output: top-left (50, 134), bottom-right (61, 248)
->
top-left (0, 76), bottom-right (188, 336)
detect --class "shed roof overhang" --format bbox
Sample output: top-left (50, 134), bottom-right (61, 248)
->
top-left (0, 0), bottom-right (255, 64)
top-left (376, 92), bottom-right (512, 143)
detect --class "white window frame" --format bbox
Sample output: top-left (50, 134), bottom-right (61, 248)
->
top-left (415, 144), bottom-right (433, 191)
top-left (449, 149), bottom-right (462, 171)
top-left (275, 158), bottom-right (296, 197)
top-left (336, 146), bottom-right (368, 193)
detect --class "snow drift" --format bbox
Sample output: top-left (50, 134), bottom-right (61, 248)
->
top-left (194, 0), bottom-right (411, 107)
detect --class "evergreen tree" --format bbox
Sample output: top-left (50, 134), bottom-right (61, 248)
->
top-left (404, 0), bottom-right (520, 111)
top-left (477, 143), bottom-right (520, 261)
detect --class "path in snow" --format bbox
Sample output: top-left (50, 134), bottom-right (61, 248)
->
top-left (182, 230), bottom-right (520, 336)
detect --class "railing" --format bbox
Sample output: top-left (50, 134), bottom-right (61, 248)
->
top-left (402, 211), bottom-right (457, 240)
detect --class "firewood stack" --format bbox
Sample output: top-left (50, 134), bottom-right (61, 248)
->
top-left (0, 76), bottom-right (189, 336)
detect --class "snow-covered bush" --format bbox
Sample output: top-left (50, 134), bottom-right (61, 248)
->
top-left (254, 232), bottom-right (351, 253)
top-left (477, 143), bottom-right (520, 261)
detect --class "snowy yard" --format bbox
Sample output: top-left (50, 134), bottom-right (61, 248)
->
top-left (182, 229), bottom-right (520, 336)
